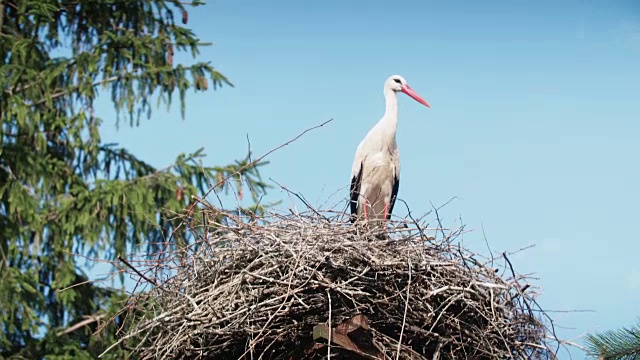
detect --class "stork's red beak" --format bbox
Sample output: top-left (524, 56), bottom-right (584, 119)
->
top-left (401, 85), bottom-right (431, 108)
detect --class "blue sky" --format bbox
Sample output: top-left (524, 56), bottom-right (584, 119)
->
top-left (94, 0), bottom-right (640, 357)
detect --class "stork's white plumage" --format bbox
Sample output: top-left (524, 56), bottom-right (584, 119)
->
top-left (349, 75), bottom-right (431, 226)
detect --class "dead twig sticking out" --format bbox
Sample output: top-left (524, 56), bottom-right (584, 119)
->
top-left (117, 255), bottom-right (157, 286)
top-left (56, 314), bottom-right (106, 337)
top-left (200, 118), bottom-right (334, 204)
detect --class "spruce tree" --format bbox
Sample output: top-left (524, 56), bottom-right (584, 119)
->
top-left (0, 1), bottom-right (266, 358)
top-left (585, 318), bottom-right (640, 360)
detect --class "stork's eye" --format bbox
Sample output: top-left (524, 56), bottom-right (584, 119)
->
top-left (393, 78), bottom-right (402, 84)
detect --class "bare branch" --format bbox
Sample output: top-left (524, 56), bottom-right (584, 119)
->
top-left (56, 314), bottom-right (106, 337)
top-left (200, 118), bottom-right (334, 202)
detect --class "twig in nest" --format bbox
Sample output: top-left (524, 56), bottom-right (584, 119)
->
top-left (502, 252), bottom-right (532, 315)
top-left (395, 258), bottom-right (411, 360)
top-left (270, 178), bottom-right (330, 222)
top-left (327, 289), bottom-right (332, 359)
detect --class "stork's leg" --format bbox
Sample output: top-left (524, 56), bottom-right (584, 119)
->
top-left (363, 200), bottom-right (369, 220)
top-left (383, 202), bottom-right (388, 221)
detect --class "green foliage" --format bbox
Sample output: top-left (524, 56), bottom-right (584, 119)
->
top-left (585, 317), bottom-right (640, 360)
top-left (0, 0), bottom-right (268, 358)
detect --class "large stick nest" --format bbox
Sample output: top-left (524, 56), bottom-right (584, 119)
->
top-left (109, 208), bottom-right (561, 359)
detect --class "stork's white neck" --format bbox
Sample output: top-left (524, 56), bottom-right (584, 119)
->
top-left (378, 87), bottom-right (399, 137)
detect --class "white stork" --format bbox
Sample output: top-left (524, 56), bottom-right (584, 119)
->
top-left (349, 75), bottom-right (431, 226)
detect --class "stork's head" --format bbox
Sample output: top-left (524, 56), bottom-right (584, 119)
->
top-left (385, 75), bottom-right (431, 108)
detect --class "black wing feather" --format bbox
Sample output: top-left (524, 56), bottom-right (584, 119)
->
top-left (386, 171), bottom-right (400, 220)
top-left (349, 162), bottom-right (363, 223)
